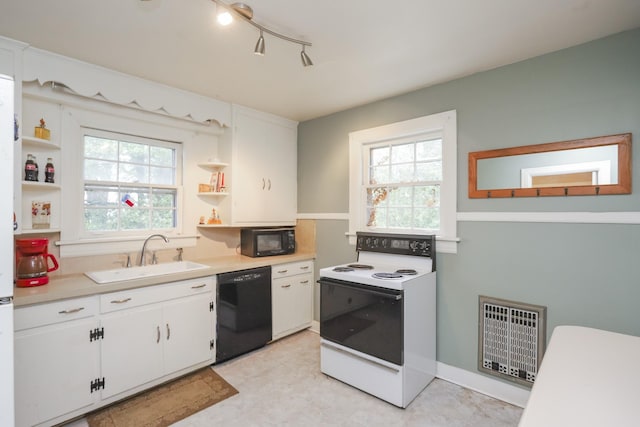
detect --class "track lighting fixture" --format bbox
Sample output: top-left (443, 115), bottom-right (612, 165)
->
top-left (212, 0), bottom-right (313, 66)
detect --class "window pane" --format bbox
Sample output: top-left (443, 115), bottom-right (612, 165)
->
top-left (387, 207), bottom-right (412, 228)
top-left (370, 146), bottom-right (389, 166)
top-left (391, 143), bottom-right (414, 163)
top-left (83, 132), bottom-right (179, 235)
top-left (84, 185), bottom-right (119, 208)
top-left (152, 209), bottom-right (176, 228)
top-left (151, 146), bottom-right (175, 167)
top-left (152, 189), bottom-right (176, 208)
top-left (119, 163), bottom-right (149, 184)
top-left (85, 136), bottom-right (117, 160)
top-left (85, 159), bottom-right (117, 181)
top-left (370, 165), bottom-right (389, 184)
top-left (390, 163), bottom-right (414, 183)
top-left (84, 208), bottom-right (118, 231)
top-left (119, 141), bottom-right (149, 164)
top-left (416, 139), bottom-right (442, 161)
top-left (416, 160), bottom-right (443, 181)
top-left (415, 185), bottom-right (440, 207)
top-left (414, 207), bottom-right (440, 229)
top-left (150, 166), bottom-right (174, 185)
top-left (120, 208), bottom-right (150, 230)
top-left (387, 186), bottom-right (412, 206)
top-left (120, 188), bottom-right (150, 208)
top-left (366, 147), bottom-right (443, 231)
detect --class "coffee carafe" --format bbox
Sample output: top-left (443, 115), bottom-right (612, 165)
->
top-left (15, 238), bottom-right (59, 287)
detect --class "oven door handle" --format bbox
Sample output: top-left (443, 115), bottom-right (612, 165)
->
top-left (319, 279), bottom-right (403, 301)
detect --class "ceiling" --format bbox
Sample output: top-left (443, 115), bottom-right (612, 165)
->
top-left (1, 1), bottom-right (640, 122)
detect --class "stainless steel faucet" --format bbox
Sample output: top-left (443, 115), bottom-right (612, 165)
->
top-left (139, 234), bottom-right (169, 266)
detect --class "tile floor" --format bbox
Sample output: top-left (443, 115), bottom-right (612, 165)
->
top-left (71, 330), bottom-right (523, 427)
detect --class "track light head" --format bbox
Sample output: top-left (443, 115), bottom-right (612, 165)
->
top-left (300, 45), bottom-right (313, 67)
top-left (254, 31), bottom-right (265, 55)
top-left (212, 0), bottom-right (313, 67)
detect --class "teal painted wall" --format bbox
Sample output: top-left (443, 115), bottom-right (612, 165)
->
top-left (298, 28), bottom-right (640, 381)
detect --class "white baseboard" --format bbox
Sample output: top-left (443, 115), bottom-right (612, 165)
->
top-left (310, 320), bottom-right (320, 334)
top-left (436, 362), bottom-right (530, 408)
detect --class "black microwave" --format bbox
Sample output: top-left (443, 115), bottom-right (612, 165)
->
top-left (240, 228), bottom-right (295, 257)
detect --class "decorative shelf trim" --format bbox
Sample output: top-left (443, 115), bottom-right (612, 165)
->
top-left (196, 224), bottom-right (228, 228)
top-left (457, 211), bottom-right (640, 224)
top-left (22, 47), bottom-right (232, 127)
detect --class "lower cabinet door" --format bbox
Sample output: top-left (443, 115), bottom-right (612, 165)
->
top-left (163, 293), bottom-right (214, 373)
top-left (100, 305), bottom-right (164, 399)
top-left (15, 318), bottom-right (100, 427)
top-left (272, 273), bottom-right (313, 339)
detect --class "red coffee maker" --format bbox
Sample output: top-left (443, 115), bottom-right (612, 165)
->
top-left (15, 238), bottom-right (59, 287)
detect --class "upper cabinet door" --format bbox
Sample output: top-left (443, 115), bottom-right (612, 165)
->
top-left (230, 107), bottom-right (297, 226)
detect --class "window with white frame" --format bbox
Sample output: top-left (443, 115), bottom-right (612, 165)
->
top-left (349, 110), bottom-right (457, 252)
top-left (82, 129), bottom-right (181, 236)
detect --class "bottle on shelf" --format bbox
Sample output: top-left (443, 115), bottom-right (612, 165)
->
top-left (25, 154), bottom-right (39, 182)
top-left (44, 158), bottom-right (55, 183)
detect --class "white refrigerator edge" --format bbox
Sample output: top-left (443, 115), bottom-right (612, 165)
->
top-left (0, 73), bottom-right (15, 427)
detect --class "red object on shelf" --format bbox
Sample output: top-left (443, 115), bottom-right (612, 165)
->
top-left (15, 238), bottom-right (59, 287)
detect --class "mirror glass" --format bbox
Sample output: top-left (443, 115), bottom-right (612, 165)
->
top-left (468, 134), bottom-right (631, 198)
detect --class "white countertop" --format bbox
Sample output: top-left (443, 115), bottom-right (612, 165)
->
top-left (14, 252), bottom-right (315, 307)
top-left (518, 325), bottom-right (640, 427)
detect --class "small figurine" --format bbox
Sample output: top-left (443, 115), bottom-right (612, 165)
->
top-left (206, 208), bottom-right (222, 224)
top-left (34, 118), bottom-right (51, 140)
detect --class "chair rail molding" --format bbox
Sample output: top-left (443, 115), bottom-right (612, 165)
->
top-left (457, 211), bottom-right (640, 224)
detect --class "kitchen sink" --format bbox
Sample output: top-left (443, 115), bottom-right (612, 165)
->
top-left (85, 261), bottom-right (211, 284)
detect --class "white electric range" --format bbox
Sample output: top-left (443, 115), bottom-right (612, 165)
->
top-left (319, 232), bottom-right (437, 408)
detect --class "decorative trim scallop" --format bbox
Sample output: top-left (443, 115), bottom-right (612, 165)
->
top-left (22, 47), bottom-right (231, 127)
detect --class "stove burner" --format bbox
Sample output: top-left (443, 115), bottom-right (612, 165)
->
top-left (333, 266), bottom-right (354, 272)
top-left (347, 264), bottom-right (374, 270)
top-left (395, 269), bottom-right (417, 275)
top-left (372, 272), bottom-right (404, 279)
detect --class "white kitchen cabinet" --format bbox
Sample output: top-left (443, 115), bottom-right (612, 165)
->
top-left (100, 303), bottom-right (165, 399)
top-left (14, 297), bottom-right (100, 427)
top-left (272, 260), bottom-right (314, 340)
top-left (14, 276), bottom-right (216, 427)
top-left (222, 105), bottom-right (298, 226)
top-left (99, 277), bottom-right (215, 400)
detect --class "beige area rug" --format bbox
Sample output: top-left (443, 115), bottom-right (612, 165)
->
top-left (86, 368), bottom-right (238, 427)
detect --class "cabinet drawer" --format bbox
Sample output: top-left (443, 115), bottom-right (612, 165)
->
top-left (100, 276), bottom-right (215, 313)
top-left (15, 296), bottom-right (98, 331)
top-left (272, 260), bottom-right (313, 279)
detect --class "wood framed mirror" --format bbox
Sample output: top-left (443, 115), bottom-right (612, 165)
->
top-left (468, 133), bottom-right (631, 198)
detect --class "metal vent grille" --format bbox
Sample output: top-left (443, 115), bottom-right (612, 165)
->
top-left (478, 296), bottom-right (547, 387)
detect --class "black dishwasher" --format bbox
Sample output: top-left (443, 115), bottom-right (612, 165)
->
top-left (216, 266), bottom-right (272, 363)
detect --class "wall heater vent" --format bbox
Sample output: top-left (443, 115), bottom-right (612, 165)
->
top-left (478, 296), bottom-right (547, 387)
